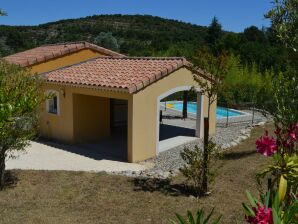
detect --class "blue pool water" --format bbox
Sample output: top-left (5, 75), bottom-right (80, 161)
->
top-left (166, 102), bottom-right (245, 119)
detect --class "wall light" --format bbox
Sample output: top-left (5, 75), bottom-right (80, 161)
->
top-left (60, 88), bottom-right (66, 98)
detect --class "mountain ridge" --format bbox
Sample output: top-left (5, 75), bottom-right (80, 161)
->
top-left (0, 14), bottom-right (287, 71)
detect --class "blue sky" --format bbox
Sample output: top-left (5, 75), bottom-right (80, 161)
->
top-left (0, 0), bottom-right (272, 32)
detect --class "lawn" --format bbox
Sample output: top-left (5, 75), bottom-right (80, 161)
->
top-left (0, 123), bottom-right (273, 224)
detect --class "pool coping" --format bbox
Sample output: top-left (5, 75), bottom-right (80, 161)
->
top-left (160, 100), bottom-right (252, 120)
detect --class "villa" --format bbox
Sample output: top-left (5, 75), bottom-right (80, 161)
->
top-left (4, 41), bottom-right (216, 162)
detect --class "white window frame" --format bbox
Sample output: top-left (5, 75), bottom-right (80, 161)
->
top-left (46, 90), bottom-right (60, 115)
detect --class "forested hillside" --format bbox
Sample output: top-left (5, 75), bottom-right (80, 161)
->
top-left (0, 14), bottom-right (290, 72)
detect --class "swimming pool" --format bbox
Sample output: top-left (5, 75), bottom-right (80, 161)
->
top-left (164, 101), bottom-right (246, 119)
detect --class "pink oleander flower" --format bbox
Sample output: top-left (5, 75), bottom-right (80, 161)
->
top-left (246, 204), bottom-right (273, 224)
top-left (256, 131), bottom-right (277, 156)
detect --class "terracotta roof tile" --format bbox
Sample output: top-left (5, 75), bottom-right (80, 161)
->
top-left (44, 57), bottom-right (188, 93)
top-left (4, 41), bottom-right (124, 67)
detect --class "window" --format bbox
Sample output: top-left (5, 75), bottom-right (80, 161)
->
top-left (46, 90), bottom-right (60, 115)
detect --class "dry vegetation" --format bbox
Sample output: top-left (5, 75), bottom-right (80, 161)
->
top-left (0, 123), bottom-right (273, 224)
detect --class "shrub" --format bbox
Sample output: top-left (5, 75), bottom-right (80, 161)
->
top-left (180, 141), bottom-right (220, 196)
top-left (0, 60), bottom-right (44, 188)
top-left (170, 208), bottom-right (222, 224)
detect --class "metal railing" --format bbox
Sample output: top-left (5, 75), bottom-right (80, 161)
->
top-left (217, 102), bottom-right (269, 127)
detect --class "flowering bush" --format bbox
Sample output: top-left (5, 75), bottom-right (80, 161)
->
top-left (243, 1), bottom-right (298, 223)
top-left (244, 190), bottom-right (298, 224)
top-left (256, 131), bottom-right (277, 156)
top-left (255, 122), bottom-right (298, 158)
top-left (257, 124), bottom-right (298, 185)
top-left (246, 205), bottom-right (273, 224)
top-left (243, 122), bottom-right (298, 223)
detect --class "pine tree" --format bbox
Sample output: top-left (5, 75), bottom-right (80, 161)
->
top-left (206, 17), bottom-right (223, 47)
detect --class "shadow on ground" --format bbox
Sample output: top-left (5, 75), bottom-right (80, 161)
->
top-left (36, 138), bottom-right (128, 162)
top-left (221, 150), bottom-right (257, 160)
top-left (36, 128), bottom-right (128, 162)
top-left (1, 171), bottom-right (18, 190)
top-left (132, 177), bottom-right (200, 197)
top-left (159, 124), bottom-right (195, 141)
top-left (162, 115), bottom-right (183, 120)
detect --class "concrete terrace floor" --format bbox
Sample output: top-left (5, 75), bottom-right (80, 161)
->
top-left (6, 140), bottom-right (147, 173)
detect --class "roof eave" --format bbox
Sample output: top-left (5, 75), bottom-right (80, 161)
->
top-left (45, 81), bottom-right (130, 94)
top-left (3, 41), bottom-right (126, 67)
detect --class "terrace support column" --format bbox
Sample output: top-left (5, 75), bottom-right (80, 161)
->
top-left (127, 95), bottom-right (156, 162)
top-left (182, 91), bottom-right (188, 119)
top-left (195, 92), bottom-right (204, 138)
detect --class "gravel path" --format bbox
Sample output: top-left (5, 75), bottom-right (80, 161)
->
top-left (145, 125), bottom-right (249, 176)
top-left (131, 109), bottom-right (270, 178)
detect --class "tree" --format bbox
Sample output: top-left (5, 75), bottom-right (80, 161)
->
top-left (219, 55), bottom-right (273, 106)
top-left (243, 26), bottom-right (266, 43)
top-left (206, 17), bottom-right (224, 55)
top-left (193, 48), bottom-right (230, 124)
top-left (0, 60), bottom-right (43, 188)
top-left (242, 1), bottom-right (298, 222)
top-left (190, 47), bottom-right (230, 194)
top-left (93, 32), bottom-right (120, 52)
top-left (266, 0), bottom-right (298, 52)
top-left (206, 17), bottom-right (223, 51)
top-left (265, 0), bottom-right (298, 125)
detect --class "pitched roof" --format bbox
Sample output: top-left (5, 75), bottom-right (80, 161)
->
top-left (4, 41), bottom-right (124, 67)
top-left (44, 57), bottom-right (190, 93)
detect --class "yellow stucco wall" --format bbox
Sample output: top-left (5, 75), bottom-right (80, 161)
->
top-left (39, 85), bottom-right (74, 143)
top-left (128, 67), bottom-right (216, 162)
top-left (39, 84), bottom-right (130, 144)
top-left (73, 94), bottom-right (110, 143)
top-left (34, 48), bottom-right (116, 143)
top-left (29, 49), bottom-right (103, 74)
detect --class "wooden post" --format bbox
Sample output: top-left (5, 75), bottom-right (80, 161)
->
top-left (182, 91), bottom-right (188, 119)
top-left (202, 117), bottom-right (209, 193)
top-left (204, 117), bottom-right (209, 147)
